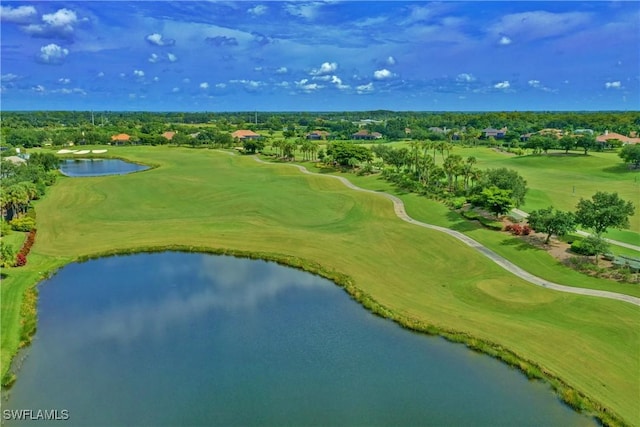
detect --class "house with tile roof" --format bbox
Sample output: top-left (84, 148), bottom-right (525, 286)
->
top-left (596, 131), bottom-right (640, 145)
top-left (306, 131), bottom-right (330, 140)
top-left (482, 127), bottom-right (507, 139)
top-left (352, 130), bottom-right (382, 140)
top-left (162, 131), bottom-right (176, 141)
top-left (231, 130), bottom-right (261, 140)
top-left (111, 133), bottom-right (131, 144)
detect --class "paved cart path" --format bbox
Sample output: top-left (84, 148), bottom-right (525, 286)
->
top-left (252, 157), bottom-right (640, 307)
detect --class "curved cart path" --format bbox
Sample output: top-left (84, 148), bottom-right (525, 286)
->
top-left (252, 157), bottom-right (640, 307)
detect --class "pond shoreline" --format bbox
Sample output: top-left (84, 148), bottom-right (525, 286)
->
top-left (3, 244), bottom-right (626, 426)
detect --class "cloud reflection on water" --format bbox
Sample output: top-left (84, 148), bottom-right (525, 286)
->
top-left (54, 255), bottom-right (330, 346)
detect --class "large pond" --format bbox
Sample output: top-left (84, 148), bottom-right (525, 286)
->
top-left (3, 253), bottom-right (596, 426)
top-left (59, 159), bottom-right (149, 177)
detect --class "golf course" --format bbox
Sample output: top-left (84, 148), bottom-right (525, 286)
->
top-left (2, 146), bottom-right (639, 426)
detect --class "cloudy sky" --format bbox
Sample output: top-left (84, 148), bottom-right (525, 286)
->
top-left (1, 1), bottom-right (638, 111)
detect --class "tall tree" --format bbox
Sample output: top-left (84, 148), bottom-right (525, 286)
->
top-left (619, 144), bottom-right (640, 168)
top-left (527, 207), bottom-right (576, 244)
top-left (575, 192), bottom-right (635, 237)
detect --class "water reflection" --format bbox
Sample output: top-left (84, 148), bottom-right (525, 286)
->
top-left (51, 255), bottom-right (329, 345)
top-left (4, 253), bottom-right (597, 427)
top-left (59, 159), bottom-right (148, 176)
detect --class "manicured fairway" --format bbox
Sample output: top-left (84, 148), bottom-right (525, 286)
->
top-left (2, 146), bottom-right (639, 425)
top-left (381, 143), bottom-right (640, 243)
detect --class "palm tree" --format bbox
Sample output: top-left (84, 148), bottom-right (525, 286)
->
top-left (443, 154), bottom-right (463, 193)
top-left (462, 156), bottom-right (477, 191)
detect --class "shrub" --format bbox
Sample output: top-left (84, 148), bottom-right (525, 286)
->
top-left (461, 210), bottom-right (479, 220)
top-left (522, 225), bottom-right (532, 235)
top-left (1, 220), bottom-right (12, 236)
top-left (511, 224), bottom-right (523, 235)
top-left (450, 197), bottom-right (467, 210)
top-left (15, 253), bottom-right (27, 267)
top-left (571, 240), bottom-right (597, 256)
top-left (10, 217), bottom-right (36, 232)
top-left (478, 217), bottom-right (504, 231)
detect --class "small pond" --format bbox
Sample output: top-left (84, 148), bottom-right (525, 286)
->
top-left (59, 159), bottom-right (149, 177)
top-left (2, 253), bottom-right (596, 426)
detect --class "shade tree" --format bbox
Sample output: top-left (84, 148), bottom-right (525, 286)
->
top-left (527, 207), bottom-right (576, 244)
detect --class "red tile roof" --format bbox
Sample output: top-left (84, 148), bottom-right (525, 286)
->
top-left (111, 133), bottom-right (131, 142)
top-left (162, 131), bottom-right (176, 140)
top-left (596, 132), bottom-right (640, 144)
top-left (231, 130), bottom-right (260, 139)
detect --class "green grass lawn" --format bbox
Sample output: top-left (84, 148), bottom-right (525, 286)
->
top-left (2, 146), bottom-right (639, 425)
top-left (370, 144), bottom-right (640, 244)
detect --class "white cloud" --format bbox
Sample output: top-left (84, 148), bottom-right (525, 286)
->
top-left (148, 53), bottom-right (160, 63)
top-left (356, 83), bottom-right (374, 94)
top-left (254, 66), bottom-right (263, 72)
top-left (248, 5), bottom-right (267, 16)
top-left (457, 73), bottom-right (475, 82)
top-left (311, 61), bottom-right (337, 76)
top-left (285, 2), bottom-right (324, 20)
top-left (33, 85), bottom-right (45, 92)
top-left (133, 70), bottom-right (145, 77)
top-left (528, 80), bottom-right (541, 87)
top-left (97, 71), bottom-right (105, 78)
top-left (153, 77), bottom-right (160, 82)
top-left (0, 5), bottom-right (37, 23)
top-left (229, 79), bottom-right (263, 90)
top-left (58, 78), bottom-right (71, 84)
top-left (498, 36), bottom-right (512, 45)
top-left (605, 81), bottom-right (621, 89)
top-left (373, 69), bottom-right (394, 80)
top-left (200, 82), bottom-right (209, 89)
top-left (172, 87), bottom-right (180, 93)
top-left (387, 56), bottom-right (396, 65)
top-left (215, 83), bottom-right (227, 89)
top-left (52, 87), bottom-right (86, 96)
top-left (183, 78), bottom-right (191, 84)
top-left (494, 81), bottom-right (510, 89)
top-left (276, 67), bottom-right (288, 74)
top-left (25, 8), bottom-right (79, 37)
top-left (146, 33), bottom-right (175, 46)
top-left (331, 75), bottom-right (350, 90)
top-left (38, 43), bottom-right (69, 64)
top-left (1, 73), bottom-right (20, 82)
top-left (42, 8), bottom-right (77, 27)
top-left (167, 53), bottom-right (177, 62)
top-left (295, 78), bottom-right (322, 92)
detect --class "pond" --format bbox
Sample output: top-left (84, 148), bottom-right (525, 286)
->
top-left (2, 253), bottom-right (596, 426)
top-left (59, 159), bottom-right (149, 177)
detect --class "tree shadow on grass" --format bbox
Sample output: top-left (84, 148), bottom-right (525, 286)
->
top-left (446, 211), bottom-right (482, 233)
top-left (601, 164), bottom-right (640, 174)
top-left (500, 236), bottom-right (536, 251)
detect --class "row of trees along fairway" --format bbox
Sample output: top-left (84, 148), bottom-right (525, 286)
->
top-left (365, 142), bottom-right (527, 215)
top-left (527, 192), bottom-right (635, 263)
top-left (0, 152), bottom-right (60, 268)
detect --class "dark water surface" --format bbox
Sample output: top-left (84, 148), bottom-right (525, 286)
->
top-left (3, 253), bottom-right (596, 426)
top-left (59, 159), bottom-right (148, 177)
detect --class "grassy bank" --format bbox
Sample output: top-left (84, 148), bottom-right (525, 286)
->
top-left (2, 146), bottom-right (639, 425)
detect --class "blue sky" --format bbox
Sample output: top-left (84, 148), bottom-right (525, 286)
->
top-left (1, 1), bottom-right (638, 111)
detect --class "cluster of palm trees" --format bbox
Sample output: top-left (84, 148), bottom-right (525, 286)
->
top-left (372, 141), bottom-right (483, 196)
top-left (0, 181), bottom-right (39, 220)
top-left (269, 139), bottom-right (319, 161)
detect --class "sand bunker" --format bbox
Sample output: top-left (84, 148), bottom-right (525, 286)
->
top-left (75, 150), bottom-right (91, 154)
top-left (57, 149), bottom-right (77, 154)
top-left (92, 149), bottom-right (108, 154)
